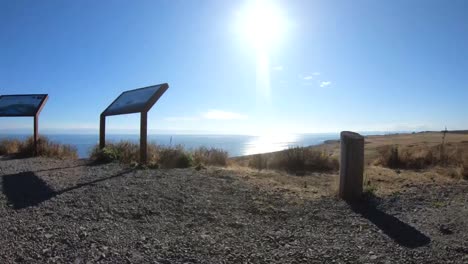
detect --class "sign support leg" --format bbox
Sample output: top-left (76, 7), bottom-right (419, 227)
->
top-left (140, 112), bottom-right (148, 164)
top-left (99, 115), bottom-right (106, 149)
top-left (34, 115), bottom-right (39, 156)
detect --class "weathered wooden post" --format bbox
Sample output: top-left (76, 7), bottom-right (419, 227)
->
top-left (339, 131), bottom-right (364, 201)
top-left (140, 111), bottom-right (148, 164)
top-left (99, 114), bottom-right (106, 149)
top-left (34, 115), bottom-right (39, 155)
top-left (33, 95), bottom-right (48, 156)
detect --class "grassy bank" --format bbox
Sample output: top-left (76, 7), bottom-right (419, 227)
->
top-left (89, 141), bottom-right (228, 169)
top-left (0, 136), bottom-right (78, 159)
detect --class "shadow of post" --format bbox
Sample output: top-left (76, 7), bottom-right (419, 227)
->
top-left (349, 196), bottom-right (430, 248)
top-left (2, 172), bottom-right (57, 209)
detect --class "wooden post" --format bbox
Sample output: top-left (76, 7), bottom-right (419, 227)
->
top-left (339, 131), bottom-right (364, 201)
top-left (140, 111), bottom-right (148, 164)
top-left (34, 115), bottom-right (39, 156)
top-left (99, 114), bottom-right (106, 149)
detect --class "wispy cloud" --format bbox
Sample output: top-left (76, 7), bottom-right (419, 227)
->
top-left (164, 117), bottom-right (199, 121)
top-left (302, 72), bottom-right (320, 80)
top-left (165, 110), bottom-right (248, 122)
top-left (202, 110), bottom-right (248, 120)
top-left (273, 65), bottom-right (283, 71)
top-left (319, 81), bottom-right (332, 88)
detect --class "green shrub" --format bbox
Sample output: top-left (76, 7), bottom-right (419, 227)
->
top-left (90, 142), bottom-right (197, 169)
top-left (158, 145), bottom-right (193, 168)
top-left (363, 173), bottom-right (377, 196)
top-left (90, 145), bottom-right (122, 163)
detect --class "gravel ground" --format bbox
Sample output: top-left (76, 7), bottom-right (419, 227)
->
top-left (0, 157), bottom-right (467, 263)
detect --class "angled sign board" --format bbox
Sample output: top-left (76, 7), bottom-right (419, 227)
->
top-left (0, 94), bottom-right (49, 155)
top-left (102, 84), bottom-right (168, 116)
top-left (99, 83), bottom-right (169, 163)
top-left (0, 94), bottom-right (48, 117)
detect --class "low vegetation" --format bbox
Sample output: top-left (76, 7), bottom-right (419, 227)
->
top-left (375, 143), bottom-right (468, 179)
top-left (247, 146), bottom-right (339, 175)
top-left (90, 141), bottom-right (228, 169)
top-left (192, 146), bottom-right (228, 166)
top-left (0, 136), bottom-right (78, 159)
top-left (362, 173), bottom-right (378, 196)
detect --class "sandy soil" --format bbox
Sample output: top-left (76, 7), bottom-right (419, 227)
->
top-left (0, 157), bottom-right (467, 263)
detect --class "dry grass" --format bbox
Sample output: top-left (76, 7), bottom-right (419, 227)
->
top-left (270, 147), bottom-right (339, 174)
top-left (192, 147), bottom-right (228, 166)
top-left (0, 136), bottom-right (78, 159)
top-left (220, 165), bottom-right (338, 200)
top-left (0, 139), bottom-right (22, 155)
top-left (90, 141), bottom-right (228, 169)
top-left (374, 144), bottom-right (467, 179)
top-left (241, 147), bottom-right (339, 175)
top-left (227, 132), bottom-right (468, 200)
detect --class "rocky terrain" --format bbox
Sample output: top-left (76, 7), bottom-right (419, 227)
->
top-left (0, 157), bottom-right (467, 263)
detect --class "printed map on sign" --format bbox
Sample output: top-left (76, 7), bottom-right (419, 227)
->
top-left (0, 95), bottom-right (48, 116)
top-left (103, 84), bottom-right (167, 116)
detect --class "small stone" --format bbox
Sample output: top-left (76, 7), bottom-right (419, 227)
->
top-left (439, 224), bottom-right (453, 235)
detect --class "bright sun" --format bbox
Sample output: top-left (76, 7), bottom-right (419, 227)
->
top-left (236, 0), bottom-right (288, 101)
top-left (237, 0), bottom-right (287, 50)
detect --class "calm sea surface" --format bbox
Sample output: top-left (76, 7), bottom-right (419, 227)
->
top-left (0, 133), bottom-right (345, 158)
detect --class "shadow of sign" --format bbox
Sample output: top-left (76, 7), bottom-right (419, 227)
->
top-left (1, 169), bottom-right (132, 209)
top-left (349, 199), bottom-right (430, 248)
top-left (2, 172), bottom-right (56, 209)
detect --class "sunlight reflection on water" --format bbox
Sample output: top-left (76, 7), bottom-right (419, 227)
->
top-left (243, 133), bottom-right (299, 155)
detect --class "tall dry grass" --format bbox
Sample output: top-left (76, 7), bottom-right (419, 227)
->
top-left (0, 136), bottom-right (77, 159)
top-left (375, 144), bottom-right (468, 179)
top-left (192, 146), bottom-right (228, 166)
top-left (89, 141), bottom-right (228, 169)
top-left (0, 139), bottom-right (22, 155)
top-left (247, 146), bottom-right (339, 175)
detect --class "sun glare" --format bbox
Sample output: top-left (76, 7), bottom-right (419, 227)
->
top-left (237, 0), bottom-right (287, 50)
top-left (236, 0), bottom-right (288, 101)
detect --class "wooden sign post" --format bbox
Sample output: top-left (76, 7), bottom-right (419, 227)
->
top-left (0, 94), bottom-right (49, 156)
top-left (99, 83), bottom-right (168, 164)
top-left (339, 131), bottom-right (364, 201)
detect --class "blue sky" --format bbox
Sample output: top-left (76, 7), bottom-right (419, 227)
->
top-left (1, 0), bottom-right (467, 135)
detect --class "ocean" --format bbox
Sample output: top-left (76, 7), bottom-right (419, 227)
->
top-left (0, 133), bottom-right (344, 158)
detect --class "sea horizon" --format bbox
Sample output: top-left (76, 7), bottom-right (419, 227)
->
top-left (0, 131), bottom-right (412, 158)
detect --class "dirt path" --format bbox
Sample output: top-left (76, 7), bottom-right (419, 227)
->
top-left (0, 157), bottom-right (467, 263)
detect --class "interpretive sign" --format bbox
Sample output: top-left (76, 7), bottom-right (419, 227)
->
top-left (0, 94), bottom-right (48, 117)
top-left (0, 94), bottom-right (49, 155)
top-left (99, 83), bottom-right (169, 163)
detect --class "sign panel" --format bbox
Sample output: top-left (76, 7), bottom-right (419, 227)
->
top-left (99, 83), bottom-right (169, 163)
top-left (102, 84), bottom-right (168, 116)
top-left (0, 94), bottom-right (48, 117)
